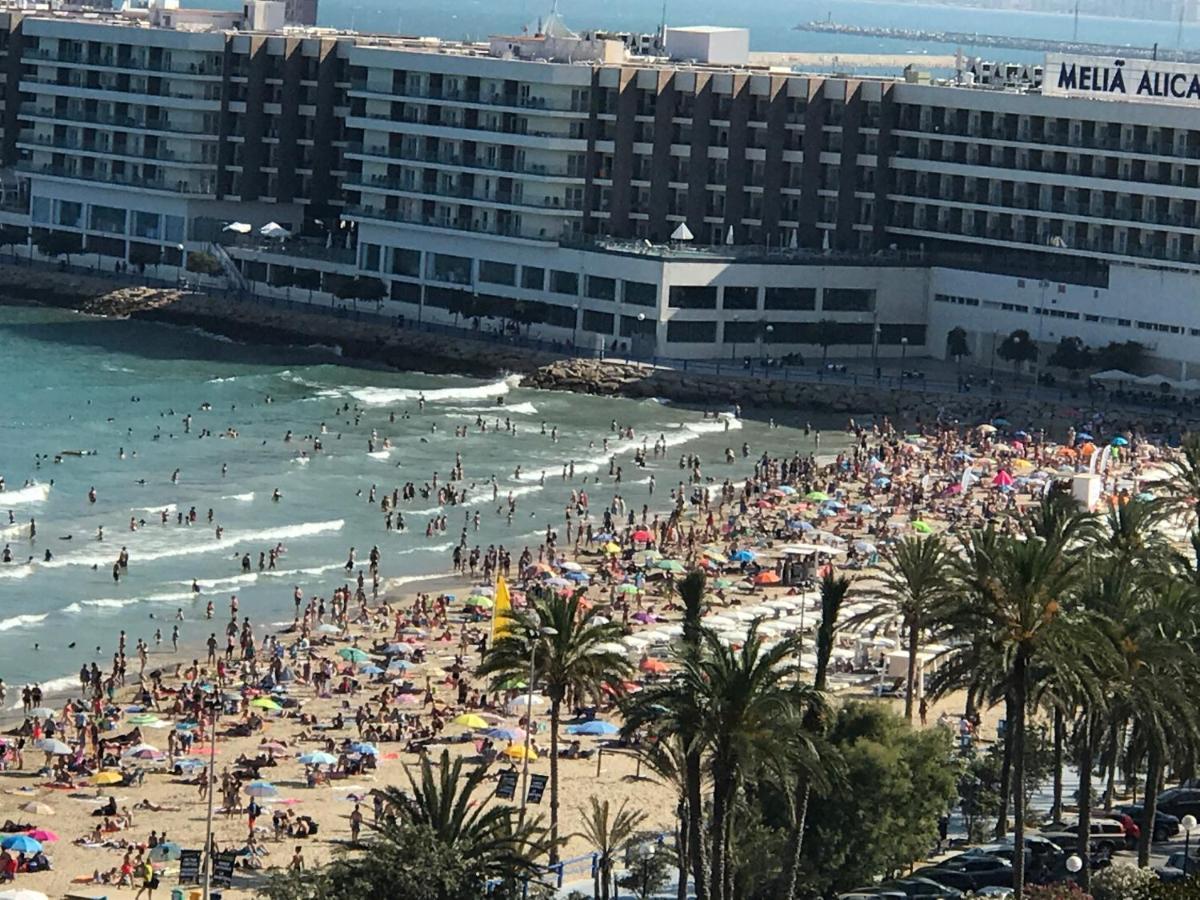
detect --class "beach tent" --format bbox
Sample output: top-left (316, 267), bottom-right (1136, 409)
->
top-left (259, 221), bottom-right (291, 239)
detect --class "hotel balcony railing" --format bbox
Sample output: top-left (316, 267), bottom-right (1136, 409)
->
top-left (15, 162), bottom-right (216, 196)
top-left (344, 142), bottom-right (581, 179)
top-left (22, 48), bottom-right (223, 78)
top-left (19, 104), bottom-right (217, 137)
top-left (348, 80), bottom-right (584, 114)
top-left (18, 131), bottom-right (216, 165)
top-left (346, 176), bottom-right (581, 210)
top-left (343, 204), bottom-right (566, 241)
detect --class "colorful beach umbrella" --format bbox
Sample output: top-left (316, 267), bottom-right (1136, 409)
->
top-left (297, 751), bottom-right (337, 766)
top-left (752, 571), bottom-right (781, 585)
top-left (0, 835), bottom-right (41, 853)
top-left (566, 720), bottom-right (619, 736)
top-left (452, 713), bottom-right (489, 729)
top-left (92, 770), bottom-right (123, 785)
top-left (502, 744), bottom-right (537, 761)
top-left (22, 829), bottom-right (57, 843)
top-left (245, 780), bottom-right (280, 798)
top-left (337, 648), bottom-right (369, 663)
top-left (250, 697), bottom-right (282, 710)
top-left (805, 491), bottom-right (829, 501)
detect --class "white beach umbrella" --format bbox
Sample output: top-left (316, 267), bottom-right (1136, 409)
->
top-left (670, 222), bottom-right (694, 242)
top-left (222, 221), bottom-right (252, 234)
top-left (259, 221), bottom-right (291, 239)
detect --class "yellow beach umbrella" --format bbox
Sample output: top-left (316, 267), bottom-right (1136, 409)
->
top-left (93, 770), bottom-right (123, 786)
top-left (250, 697), bottom-right (282, 710)
top-left (603, 542), bottom-right (621, 555)
top-left (503, 744), bottom-right (537, 761)
top-left (452, 713), bottom-right (489, 729)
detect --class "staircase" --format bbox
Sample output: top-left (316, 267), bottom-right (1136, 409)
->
top-left (208, 241), bottom-right (249, 292)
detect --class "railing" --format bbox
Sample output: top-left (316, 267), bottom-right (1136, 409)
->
top-left (22, 48), bottom-right (223, 78)
top-left (209, 242), bottom-right (249, 292)
top-left (18, 103), bottom-right (217, 137)
top-left (15, 162), bottom-right (216, 196)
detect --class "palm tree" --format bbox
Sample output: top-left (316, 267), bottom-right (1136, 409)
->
top-left (814, 569), bottom-right (851, 693)
top-left (378, 748), bottom-right (550, 886)
top-left (677, 570), bottom-right (709, 900)
top-left (479, 588), bottom-right (632, 862)
top-left (850, 535), bottom-right (957, 721)
top-left (574, 797), bottom-right (647, 900)
top-left (942, 513), bottom-right (1091, 897)
top-left (1163, 432), bottom-right (1200, 527)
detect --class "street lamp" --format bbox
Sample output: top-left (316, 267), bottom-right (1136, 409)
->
top-left (730, 315), bottom-right (740, 361)
top-left (763, 323), bottom-right (774, 370)
top-left (871, 323), bottom-right (882, 380)
top-left (1183, 814), bottom-right (1197, 875)
top-left (518, 625), bottom-right (558, 820)
top-left (1066, 854), bottom-right (1083, 876)
top-left (201, 693), bottom-right (221, 899)
top-left (900, 336), bottom-right (909, 378)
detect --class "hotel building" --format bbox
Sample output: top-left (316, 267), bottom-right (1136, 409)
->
top-left (3, 5), bottom-right (1200, 375)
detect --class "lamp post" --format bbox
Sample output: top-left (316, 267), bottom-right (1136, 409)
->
top-left (900, 336), bottom-right (909, 379)
top-left (1184, 814), bottom-right (1197, 875)
top-left (763, 323), bottom-right (774, 371)
top-left (730, 315), bottom-right (739, 361)
top-left (201, 694), bottom-right (220, 899)
top-left (636, 313), bottom-right (647, 360)
top-left (1066, 854), bottom-right (1083, 879)
top-left (872, 323), bottom-right (882, 380)
top-left (518, 625), bottom-right (558, 821)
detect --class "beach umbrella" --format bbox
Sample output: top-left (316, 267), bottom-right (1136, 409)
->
top-left (22, 829), bottom-right (56, 843)
top-left (484, 726), bottom-right (526, 742)
top-left (1111, 436), bottom-right (1129, 446)
top-left (992, 417), bottom-right (1011, 427)
top-left (93, 770), bottom-right (123, 785)
top-left (36, 739), bottom-right (70, 755)
top-left (350, 742), bottom-right (379, 756)
top-left (0, 890), bottom-right (48, 900)
top-left (149, 841), bottom-right (182, 862)
top-left (912, 520), bottom-right (933, 534)
top-left (125, 748), bottom-right (166, 761)
top-left (466, 595), bottom-right (494, 608)
top-left (245, 780), bottom-right (280, 798)
top-left (602, 542), bottom-right (621, 555)
top-left (566, 720), bottom-right (619, 736)
top-left (297, 751), bottom-right (338, 766)
top-left (18, 802), bottom-right (52, 816)
top-left (565, 571), bottom-right (590, 582)
top-left (729, 549), bottom-right (756, 562)
top-left (992, 470), bottom-right (1014, 487)
top-left (559, 561), bottom-right (583, 573)
top-left (631, 529), bottom-right (653, 542)
top-left (316, 623), bottom-right (341, 634)
top-left (805, 491), bottom-right (829, 501)
top-left (358, 664), bottom-right (384, 676)
top-left (0, 835), bottom-right (41, 853)
top-left (503, 744), bottom-right (537, 761)
top-left (337, 648), bottom-right (370, 663)
top-left (752, 571), bottom-right (781, 586)
top-left (120, 743), bottom-right (161, 758)
top-left (505, 696), bottom-right (546, 715)
top-left (127, 713), bottom-right (160, 725)
top-left (656, 559), bottom-right (686, 573)
top-left (1075, 432), bottom-right (1094, 442)
top-left (713, 578), bottom-right (736, 589)
top-left (387, 659), bottom-right (410, 670)
top-left (452, 713), bottom-right (489, 729)
top-left (174, 758), bottom-right (206, 772)
top-left (639, 657), bottom-right (669, 674)
top-left (616, 583), bottom-right (640, 595)
top-left (544, 577), bottom-right (571, 588)
top-left (977, 424), bottom-right (998, 434)
top-left (777, 485), bottom-right (797, 495)
top-left (250, 697), bottom-right (282, 710)
top-left (853, 540), bottom-right (877, 554)
top-left (872, 476), bottom-right (891, 487)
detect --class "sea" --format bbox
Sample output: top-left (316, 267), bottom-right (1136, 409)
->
top-left (289, 0), bottom-right (1200, 65)
top-left (0, 304), bottom-right (823, 696)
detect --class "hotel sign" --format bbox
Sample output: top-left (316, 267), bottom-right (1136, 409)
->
top-left (1045, 54), bottom-right (1200, 105)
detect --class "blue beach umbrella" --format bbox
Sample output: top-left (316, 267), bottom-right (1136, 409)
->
top-left (298, 751), bottom-right (338, 766)
top-left (566, 720), bottom-right (619, 736)
top-left (1, 835), bottom-right (42, 853)
top-left (350, 742), bottom-right (379, 756)
top-left (730, 549), bottom-right (756, 562)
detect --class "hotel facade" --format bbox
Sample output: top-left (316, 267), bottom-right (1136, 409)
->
top-left (3, 6), bottom-right (1200, 374)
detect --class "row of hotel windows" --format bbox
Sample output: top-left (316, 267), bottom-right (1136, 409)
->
top-left (934, 293), bottom-right (1193, 336)
top-left (30, 196), bottom-right (185, 241)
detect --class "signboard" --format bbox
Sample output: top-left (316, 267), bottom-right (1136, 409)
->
top-left (496, 770), bottom-right (519, 800)
top-left (526, 773), bottom-right (548, 805)
top-left (1045, 53), bottom-right (1200, 106)
top-left (212, 850), bottom-right (238, 887)
top-left (178, 849), bottom-right (202, 884)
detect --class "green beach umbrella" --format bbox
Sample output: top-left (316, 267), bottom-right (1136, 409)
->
top-left (656, 559), bottom-right (686, 573)
top-left (250, 697), bottom-right (282, 710)
top-left (912, 520), bottom-right (933, 534)
top-left (805, 491), bottom-right (829, 502)
top-left (337, 648), bottom-right (370, 663)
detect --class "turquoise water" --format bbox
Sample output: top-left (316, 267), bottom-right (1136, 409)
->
top-left (0, 304), bottom-right (814, 694)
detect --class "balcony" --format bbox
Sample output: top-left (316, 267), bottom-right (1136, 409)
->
top-left (16, 162), bottom-right (216, 197)
top-left (348, 80), bottom-right (583, 114)
top-left (18, 131), bottom-right (216, 167)
top-left (344, 143), bottom-right (582, 180)
top-left (19, 103), bottom-right (217, 138)
top-left (343, 204), bottom-right (567, 242)
top-left (22, 48), bottom-right (224, 79)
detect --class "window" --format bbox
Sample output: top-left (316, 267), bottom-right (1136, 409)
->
top-left (428, 253), bottom-right (471, 284)
top-left (582, 311), bottom-right (614, 334)
top-left (822, 288), bottom-right (875, 312)
top-left (479, 260), bottom-right (516, 286)
top-left (360, 243), bottom-right (380, 271)
top-left (764, 287), bottom-right (816, 311)
top-left (586, 275), bottom-right (616, 301)
top-left (391, 248), bottom-right (420, 277)
top-left (550, 270), bottom-right (578, 295)
top-left (56, 200), bottom-right (82, 228)
top-left (163, 215), bottom-right (185, 242)
top-left (666, 320), bottom-right (717, 343)
top-left (722, 286), bottom-right (758, 310)
top-left (31, 197), bottom-right (50, 225)
top-left (521, 266), bottom-right (545, 290)
top-left (622, 280), bottom-right (657, 307)
top-left (620, 314), bottom-right (656, 338)
top-left (88, 204), bottom-right (126, 235)
top-left (668, 286), bottom-right (717, 309)
top-left (132, 211), bottom-right (160, 239)
top-left (391, 280), bottom-right (420, 303)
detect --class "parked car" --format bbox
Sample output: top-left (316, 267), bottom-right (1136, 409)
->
top-left (1116, 804), bottom-right (1182, 842)
top-left (1038, 818), bottom-right (1128, 855)
top-left (1157, 851), bottom-right (1200, 882)
top-left (1157, 787), bottom-right (1200, 821)
top-left (876, 877), bottom-right (964, 898)
top-left (912, 853), bottom-right (1014, 891)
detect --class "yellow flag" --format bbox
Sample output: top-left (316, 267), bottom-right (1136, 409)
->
top-left (492, 575), bottom-right (512, 641)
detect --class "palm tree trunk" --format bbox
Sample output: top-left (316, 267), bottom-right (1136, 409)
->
top-left (550, 698), bottom-right (561, 865)
top-left (1138, 745), bottom-right (1163, 868)
top-left (1077, 723), bottom-right (1095, 891)
top-left (686, 748), bottom-right (708, 900)
top-left (676, 798), bottom-right (689, 900)
top-left (784, 783), bottom-right (811, 899)
top-left (904, 620), bottom-right (919, 722)
top-left (1011, 657), bottom-right (1028, 898)
top-left (709, 767), bottom-right (732, 900)
top-left (995, 693), bottom-right (1015, 839)
top-left (1050, 707), bottom-right (1065, 823)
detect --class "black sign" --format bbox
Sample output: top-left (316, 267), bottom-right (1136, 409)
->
top-left (496, 770), bottom-right (519, 800)
top-left (526, 773), bottom-right (548, 805)
top-left (212, 850), bottom-right (238, 887)
top-left (178, 849), bottom-right (202, 885)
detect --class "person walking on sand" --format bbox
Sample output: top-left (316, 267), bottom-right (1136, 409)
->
top-left (134, 855), bottom-right (157, 899)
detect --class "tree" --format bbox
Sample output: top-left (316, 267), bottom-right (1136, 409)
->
top-left (127, 243), bottom-right (162, 273)
top-left (334, 276), bottom-right (387, 309)
top-left (997, 328), bottom-right (1038, 373)
top-left (850, 535), bottom-right (958, 721)
top-left (945, 326), bottom-right (971, 368)
top-left (271, 265), bottom-right (295, 300)
top-left (812, 319), bottom-right (841, 366)
top-left (574, 798), bottom-right (647, 900)
top-left (292, 268), bottom-right (323, 300)
top-left (36, 231), bottom-right (82, 265)
top-left (185, 250), bottom-right (223, 277)
top-left (799, 704), bottom-right (960, 896)
top-left (616, 842), bottom-right (675, 900)
top-left (480, 589), bottom-right (632, 862)
top-left (262, 750), bottom-right (550, 900)
top-left (814, 570), bottom-right (851, 695)
top-left (1048, 336), bottom-right (1093, 376)
top-left (0, 225), bottom-right (28, 258)
top-left (1094, 340), bottom-right (1149, 375)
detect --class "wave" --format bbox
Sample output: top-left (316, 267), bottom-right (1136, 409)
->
top-left (221, 492), bottom-right (255, 502)
top-left (39, 519), bottom-right (345, 569)
top-left (0, 613), bottom-right (48, 631)
top-left (467, 483), bottom-right (543, 507)
top-left (292, 456), bottom-right (311, 466)
top-left (206, 376), bottom-right (240, 383)
top-left (8, 674), bottom-right (80, 707)
top-left (62, 603), bottom-right (82, 614)
top-left (348, 375), bottom-right (518, 407)
top-left (101, 364), bottom-right (135, 374)
top-left (0, 483), bottom-right (50, 505)
top-left (133, 503), bottom-right (176, 514)
top-left (441, 401), bottom-right (538, 416)
top-left (171, 572), bottom-right (258, 589)
top-left (367, 448), bottom-right (394, 460)
top-left (0, 565), bottom-right (33, 580)
top-left (82, 590), bottom-right (195, 609)
top-left (306, 343), bottom-right (344, 357)
top-left (386, 572), bottom-right (453, 590)
top-left (396, 542), bottom-right (453, 555)
top-left (264, 562), bottom-right (346, 578)
top-left (186, 326), bottom-right (237, 345)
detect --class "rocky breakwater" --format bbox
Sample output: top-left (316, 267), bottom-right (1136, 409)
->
top-left (521, 358), bottom-right (929, 414)
top-left (0, 263), bottom-right (186, 315)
